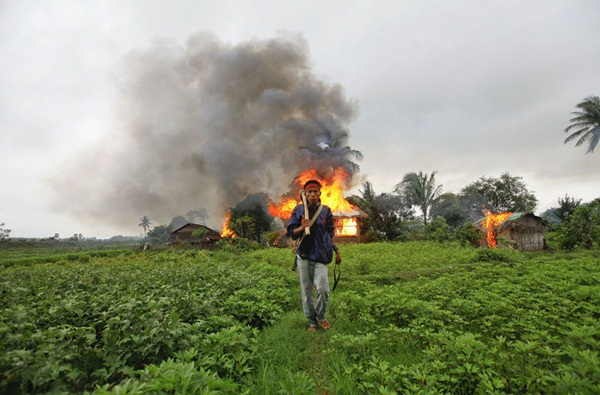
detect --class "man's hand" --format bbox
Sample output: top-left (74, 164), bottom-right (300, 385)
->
top-left (335, 250), bottom-right (342, 265)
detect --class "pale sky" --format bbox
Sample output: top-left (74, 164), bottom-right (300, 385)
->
top-left (1, 0), bottom-right (598, 239)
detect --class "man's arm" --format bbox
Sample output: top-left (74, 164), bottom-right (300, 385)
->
top-left (332, 241), bottom-right (342, 264)
top-left (287, 205), bottom-right (306, 240)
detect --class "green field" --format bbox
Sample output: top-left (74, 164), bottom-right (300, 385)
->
top-left (1, 242), bottom-right (599, 394)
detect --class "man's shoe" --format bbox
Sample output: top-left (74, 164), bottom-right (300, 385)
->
top-left (307, 326), bottom-right (317, 333)
top-left (319, 320), bottom-right (331, 330)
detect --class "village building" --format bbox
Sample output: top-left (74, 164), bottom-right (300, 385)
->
top-left (167, 223), bottom-right (222, 249)
top-left (477, 212), bottom-right (548, 251)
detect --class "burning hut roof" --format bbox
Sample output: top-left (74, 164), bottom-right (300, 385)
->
top-left (475, 212), bottom-right (548, 251)
top-left (332, 206), bottom-right (369, 218)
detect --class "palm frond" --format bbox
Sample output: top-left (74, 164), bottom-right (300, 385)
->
top-left (564, 95), bottom-right (600, 154)
top-left (586, 125), bottom-right (600, 153)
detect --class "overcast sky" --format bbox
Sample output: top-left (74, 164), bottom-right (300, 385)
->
top-left (1, 0), bottom-right (599, 239)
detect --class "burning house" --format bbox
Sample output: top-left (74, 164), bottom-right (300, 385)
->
top-left (168, 223), bottom-right (222, 249)
top-left (477, 211), bottom-right (547, 251)
top-left (267, 168), bottom-right (368, 245)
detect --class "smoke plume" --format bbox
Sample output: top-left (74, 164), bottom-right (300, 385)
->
top-left (49, 32), bottom-right (359, 233)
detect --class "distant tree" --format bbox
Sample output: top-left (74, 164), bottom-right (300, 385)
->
top-left (139, 216), bottom-right (151, 238)
top-left (556, 199), bottom-right (600, 250)
top-left (169, 216), bottom-right (187, 230)
top-left (540, 208), bottom-right (561, 226)
top-left (564, 95), bottom-right (600, 154)
top-left (430, 192), bottom-right (470, 229)
top-left (554, 194), bottom-right (582, 222)
top-left (395, 171), bottom-right (443, 226)
top-left (425, 216), bottom-right (453, 242)
top-left (147, 225), bottom-right (172, 245)
top-left (191, 227), bottom-right (209, 238)
top-left (187, 208), bottom-right (209, 225)
top-left (0, 222), bottom-right (11, 240)
top-left (230, 214), bottom-right (256, 240)
top-left (229, 193), bottom-right (273, 242)
top-left (461, 172), bottom-right (537, 216)
top-left (299, 129), bottom-right (363, 175)
top-left (348, 182), bottom-right (414, 241)
top-left (359, 180), bottom-right (376, 203)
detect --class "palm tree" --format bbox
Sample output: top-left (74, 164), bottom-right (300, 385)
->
top-left (359, 181), bottom-right (376, 203)
top-left (186, 208), bottom-right (209, 225)
top-left (564, 95), bottom-right (600, 154)
top-left (299, 129), bottom-right (363, 174)
top-left (139, 215), bottom-right (151, 238)
top-left (395, 171), bottom-right (443, 226)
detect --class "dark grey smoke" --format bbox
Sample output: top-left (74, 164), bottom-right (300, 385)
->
top-left (49, 32), bottom-right (358, 233)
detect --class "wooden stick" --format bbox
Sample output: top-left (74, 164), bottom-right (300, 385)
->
top-left (301, 189), bottom-right (310, 235)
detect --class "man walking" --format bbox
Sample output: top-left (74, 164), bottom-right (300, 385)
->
top-left (288, 179), bottom-right (342, 332)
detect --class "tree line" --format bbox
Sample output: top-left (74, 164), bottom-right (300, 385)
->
top-left (136, 92), bottom-right (600, 250)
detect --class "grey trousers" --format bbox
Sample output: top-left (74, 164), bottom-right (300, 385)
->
top-left (296, 255), bottom-right (329, 327)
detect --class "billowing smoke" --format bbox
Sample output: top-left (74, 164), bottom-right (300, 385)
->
top-left (49, 32), bottom-right (359, 233)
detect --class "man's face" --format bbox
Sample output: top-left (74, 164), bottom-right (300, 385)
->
top-left (305, 187), bottom-right (321, 206)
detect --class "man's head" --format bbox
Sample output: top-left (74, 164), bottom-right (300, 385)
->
top-left (302, 180), bottom-right (322, 206)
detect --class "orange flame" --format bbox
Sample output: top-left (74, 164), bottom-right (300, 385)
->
top-left (225, 168), bottom-right (361, 238)
top-left (481, 210), bottom-right (512, 248)
top-left (335, 218), bottom-right (358, 237)
top-left (221, 212), bottom-right (236, 238)
top-left (269, 168), bottom-right (354, 220)
top-left (268, 195), bottom-right (298, 219)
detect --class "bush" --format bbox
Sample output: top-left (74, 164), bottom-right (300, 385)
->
top-left (262, 231), bottom-right (283, 247)
top-left (217, 237), bottom-right (264, 252)
top-left (455, 223), bottom-right (482, 247)
top-left (425, 217), bottom-right (454, 243)
top-left (472, 248), bottom-right (511, 262)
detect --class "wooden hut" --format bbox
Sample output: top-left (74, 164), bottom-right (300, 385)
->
top-left (332, 206), bottom-right (369, 244)
top-left (477, 212), bottom-right (547, 251)
top-left (167, 223), bottom-right (222, 249)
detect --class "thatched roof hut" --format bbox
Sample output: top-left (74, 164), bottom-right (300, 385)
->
top-left (332, 206), bottom-right (369, 244)
top-left (476, 212), bottom-right (548, 251)
top-left (167, 223), bottom-right (222, 249)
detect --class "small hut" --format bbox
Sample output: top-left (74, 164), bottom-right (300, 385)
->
top-left (477, 212), bottom-right (548, 251)
top-left (167, 223), bottom-right (222, 249)
top-left (332, 206), bottom-right (369, 244)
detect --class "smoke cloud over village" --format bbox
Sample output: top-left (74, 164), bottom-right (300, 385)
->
top-left (49, 33), bottom-right (359, 232)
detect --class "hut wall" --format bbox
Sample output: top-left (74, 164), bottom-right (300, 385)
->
top-left (335, 235), bottom-right (361, 244)
top-left (498, 216), bottom-right (546, 251)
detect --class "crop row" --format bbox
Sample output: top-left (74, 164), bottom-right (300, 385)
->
top-left (327, 256), bottom-right (600, 393)
top-left (1, 252), bottom-right (293, 394)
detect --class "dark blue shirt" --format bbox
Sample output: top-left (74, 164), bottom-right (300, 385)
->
top-left (287, 203), bottom-right (335, 264)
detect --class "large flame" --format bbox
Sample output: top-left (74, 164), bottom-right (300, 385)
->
top-left (481, 210), bottom-right (512, 248)
top-left (269, 168), bottom-right (359, 237)
top-left (221, 212), bottom-right (236, 238)
top-left (269, 168), bottom-right (354, 219)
